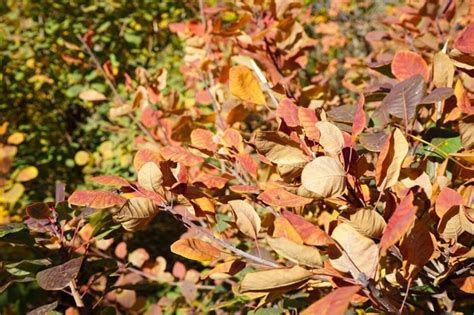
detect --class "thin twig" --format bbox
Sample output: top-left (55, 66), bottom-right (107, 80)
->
top-left (69, 280), bottom-right (85, 308)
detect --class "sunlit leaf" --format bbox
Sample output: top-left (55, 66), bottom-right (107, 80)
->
top-left (170, 238), bottom-right (220, 261)
top-left (301, 285), bottom-right (361, 315)
top-left (111, 197), bottom-right (160, 232)
top-left (375, 128), bottom-right (408, 189)
top-left (240, 265), bottom-right (313, 293)
top-left (391, 50), bottom-right (429, 82)
top-left (228, 199), bottom-right (261, 239)
top-left (315, 121), bottom-right (344, 155)
top-left (15, 166), bottom-right (38, 182)
top-left (258, 188), bottom-right (312, 208)
top-left (266, 236), bottom-right (322, 267)
top-left (68, 190), bottom-right (127, 209)
top-left (229, 65), bottom-right (266, 105)
top-left (301, 156), bottom-right (346, 198)
top-left (381, 75), bottom-right (425, 122)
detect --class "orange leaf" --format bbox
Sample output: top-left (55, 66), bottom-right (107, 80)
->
top-left (192, 173), bottom-right (228, 189)
top-left (375, 128), bottom-right (408, 189)
top-left (282, 210), bottom-right (331, 246)
top-left (301, 285), bottom-right (361, 315)
top-left (191, 128), bottom-right (217, 153)
top-left (380, 191), bottom-right (417, 256)
top-left (222, 128), bottom-right (244, 153)
top-left (236, 153), bottom-right (258, 179)
top-left (277, 98), bottom-right (299, 127)
top-left (133, 149), bottom-right (162, 172)
top-left (391, 50), bottom-right (429, 82)
top-left (170, 238), bottom-right (220, 261)
top-left (229, 65), bottom-right (266, 105)
top-left (68, 190), bottom-right (127, 209)
top-left (273, 216), bottom-right (304, 244)
top-left (435, 187), bottom-right (463, 219)
top-left (160, 146), bottom-right (204, 166)
top-left (454, 23), bottom-right (474, 55)
top-left (298, 107), bottom-right (319, 140)
top-left (258, 188), bottom-right (312, 207)
top-left (452, 276), bottom-right (474, 293)
top-left (89, 175), bottom-right (129, 187)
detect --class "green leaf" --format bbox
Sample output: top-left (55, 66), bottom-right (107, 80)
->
top-left (0, 223), bottom-right (26, 238)
top-left (425, 136), bottom-right (462, 159)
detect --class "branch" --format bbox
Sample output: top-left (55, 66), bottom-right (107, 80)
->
top-left (69, 280), bottom-right (85, 308)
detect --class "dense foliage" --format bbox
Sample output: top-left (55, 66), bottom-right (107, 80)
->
top-left (1, 0), bottom-right (474, 314)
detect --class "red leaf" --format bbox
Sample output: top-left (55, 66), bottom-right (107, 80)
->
top-left (435, 187), bottom-right (463, 219)
top-left (89, 175), bottom-right (130, 187)
top-left (301, 285), bottom-right (361, 315)
top-left (133, 149), bottom-right (162, 172)
top-left (282, 210), bottom-right (331, 246)
top-left (191, 128), bottom-right (217, 153)
top-left (277, 98), bottom-right (299, 127)
top-left (68, 190), bottom-right (127, 209)
top-left (391, 50), bottom-right (430, 82)
top-left (380, 191), bottom-right (417, 256)
top-left (352, 93), bottom-right (366, 142)
top-left (454, 23), bottom-right (474, 55)
top-left (258, 188), bottom-right (312, 208)
top-left (236, 153), bottom-right (258, 179)
top-left (192, 173), bottom-right (228, 189)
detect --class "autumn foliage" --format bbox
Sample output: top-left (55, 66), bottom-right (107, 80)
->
top-left (1, 1), bottom-right (474, 314)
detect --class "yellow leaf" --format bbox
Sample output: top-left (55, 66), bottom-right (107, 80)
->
top-left (228, 200), bottom-right (261, 239)
top-left (240, 265), bottom-right (313, 292)
top-left (229, 65), bottom-right (266, 105)
top-left (301, 156), bottom-right (346, 198)
top-left (74, 151), bottom-right (90, 166)
top-left (170, 238), bottom-right (220, 261)
top-left (15, 166), bottom-right (38, 182)
top-left (7, 132), bottom-right (25, 145)
top-left (1, 183), bottom-right (25, 204)
top-left (266, 237), bottom-right (322, 267)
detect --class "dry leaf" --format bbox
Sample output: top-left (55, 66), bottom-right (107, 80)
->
top-left (258, 188), bottom-right (312, 207)
top-left (170, 238), bottom-right (220, 261)
top-left (315, 121), bottom-right (344, 155)
top-left (266, 237), bottom-right (322, 267)
top-left (229, 65), bottom-right (266, 105)
top-left (228, 200), bottom-right (261, 239)
top-left (137, 161), bottom-right (163, 192)
top-left (111, 198), bottom-right (160, 231)
top-left (301, 156), bottom-right (346, 198)
top-left (339, 208), bottom-right (386, 239)
top-left (68, 190), bottom-right (127, 209)
top-left (281, 210), bottom-right (331, 246)
top-left (391, 50), bottom-right (430, 82)
top-left (433, 51), bottom-right (455, 88)
top-left (240, 265), bottom-right (313, 292)
top-left (79, 89), bottom-right (107, 102)
top-left (301, 285), bottom-right (361, 315)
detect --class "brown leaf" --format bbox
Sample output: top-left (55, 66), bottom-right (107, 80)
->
top-left (301, 285), bottom-right (361, 315)
top-left (26, 301), bottom-right (58, 315)
top-left (359, 131), bottom-right (389, 152)
top-left (68, 190), bottom-right (127, 209)
top-left (170, 238), bottom-right (220, 261)
top-left (36, 258), bottom-right (83, 290)
top-left (339, 208), bottom-right (386, 239)
top-left (281, 210), bottom-right (331, 246)
top-left (255, 131), bottom-right (309, 179)
top-left (432, 51), bottom-right (455, 88)
top-left (436, 187), bottom-right (463, 218)
top-left (273, 216), bottom-right (304, 244)
top-left (266, 236), bottom-right (322, 268)
top-left (229, 65), bottom-right (266, 105)
top-left (222, 128), bottom-right (244, 153)
top-left (203, 259), bottom-right (246, 280)
top-left (315, 121), bottom-right (344, 155)
top-left (240, 265), bottom-right (313, 292)
top-left (391, 51), bottom-right (429, 82)
top-left (258, 187), bottom-right (312, 207)
top-left (301, 156), bottom-right (346, 198)
top-left (352, 93), bottom-right (366, 142)
top-left (329, 223), bottom-right (379, 278)
top-left (380, 191), bottom-right (417, 256)
top-left (381, 75), bottom-right (425, 123)
top-left (79, 89), bottom-right (107, 102)
top-left (460, 205), bottom-right (474, 234)
top-left (375, 128), bottom-right (409, 189)
top-left (137, 161), bottom-right (163, 192)
top-left (111, 198), bottom-right (160, 231)
top-left (298, 107), bottom-right (319, 140)
top-left (228, 200), bottom-right (261, 239)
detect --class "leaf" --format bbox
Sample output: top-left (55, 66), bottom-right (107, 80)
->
top-left (7, 132), bottom-right (25, 145)
top-left (191, 128), bottom-right (217, 153)
top-left (352, 93), bottom-right (366, 142)
top-left (235, 153), bottom-right (258, 179)
top-left (301, 156), bottom-right (346, 198)
top-left (255, 131), bottom-right (308, 179)
top-left (240, 265), bottom-right (313, 292)
top-left (0, 223), bottom-right (26, 238)
top-left (460, 205), bottom-right (474, 234)
top-left (459, 115), bottom-right (474, 150)
top-left (438, 206), bottom-right (463, 241)
top-left (381, 75), bottom-right (425, 123)
top-left (432, 51), bottom-right (454, 88)
top-left (339, 208), bottom-right (386, 239)
top-left (273, 216), bottom-right (304, 244)
top-left (74, 150), bottom-right (90, 166)
top-left (391, 50), bottom-right (429, 82)
top-left (420, 88), bottom-right (453, 104)
top-left (36, 257), bottom-right (83, 290)
top-left (68, 190), bottom-right (127, 209)
top-left (137, 161), bottom-right (163, 192)
top-left (298, 107), bottom-right (319, 140)
top-left (203, 259), bottom-right (246, 280)
top-left (375, 128), bottom-right (408, 189)
top-left (258, 188), bottom-right (312, 207)
top-left (454, 22), bottom-right (474, 55)
top-left (435, 187), bottom-right (463, 218)
top-left (15, 166), bottom-right (39, 182)
top-left (228, 200), bottom-right (261, 239)
top-left (193, 172), bottom-right (228, 189)
top-left (89, 175), bottom-right (129, 187)
top-left (329, 223), bottom-right (379, 278)
top-left (79, 89), bottom-right (107, 101)
top-left (1, 183), bottom-right (25, 204)
top-left (315, 121), bottom-right (344, 155)
top-left (27, 301), bottom-right (59, 315)
top-left (452, 276), bottom-right (474, 293)
top-left (266, 237), bottom-right (322, 267)
top-left (222, 128), bottom-right (244, 153)
top-left (161, 146), bottom-right (204, 166)
top-left (111, 198), bottom-right (160, 232)
top-left (426, 136), bottom-right (462, 159)
top-left (301, 285), bottom-right (361, 315)
top-left (281, 210), bottom-right (331, 246)
top-left (276, 98), bottom-right (299, 127)
top-left (170, 238), bottom-right (220, 261)
top-left (359, 131), bottom-right (389, 152)
top-left (380, 191), bottom-right (417, 256)
top-left (26, 202), bottom-right (50, 220)
top-left (229, 65), bottom-right (266, 105)
top-left (133, 149), bottom-right (162, 172)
